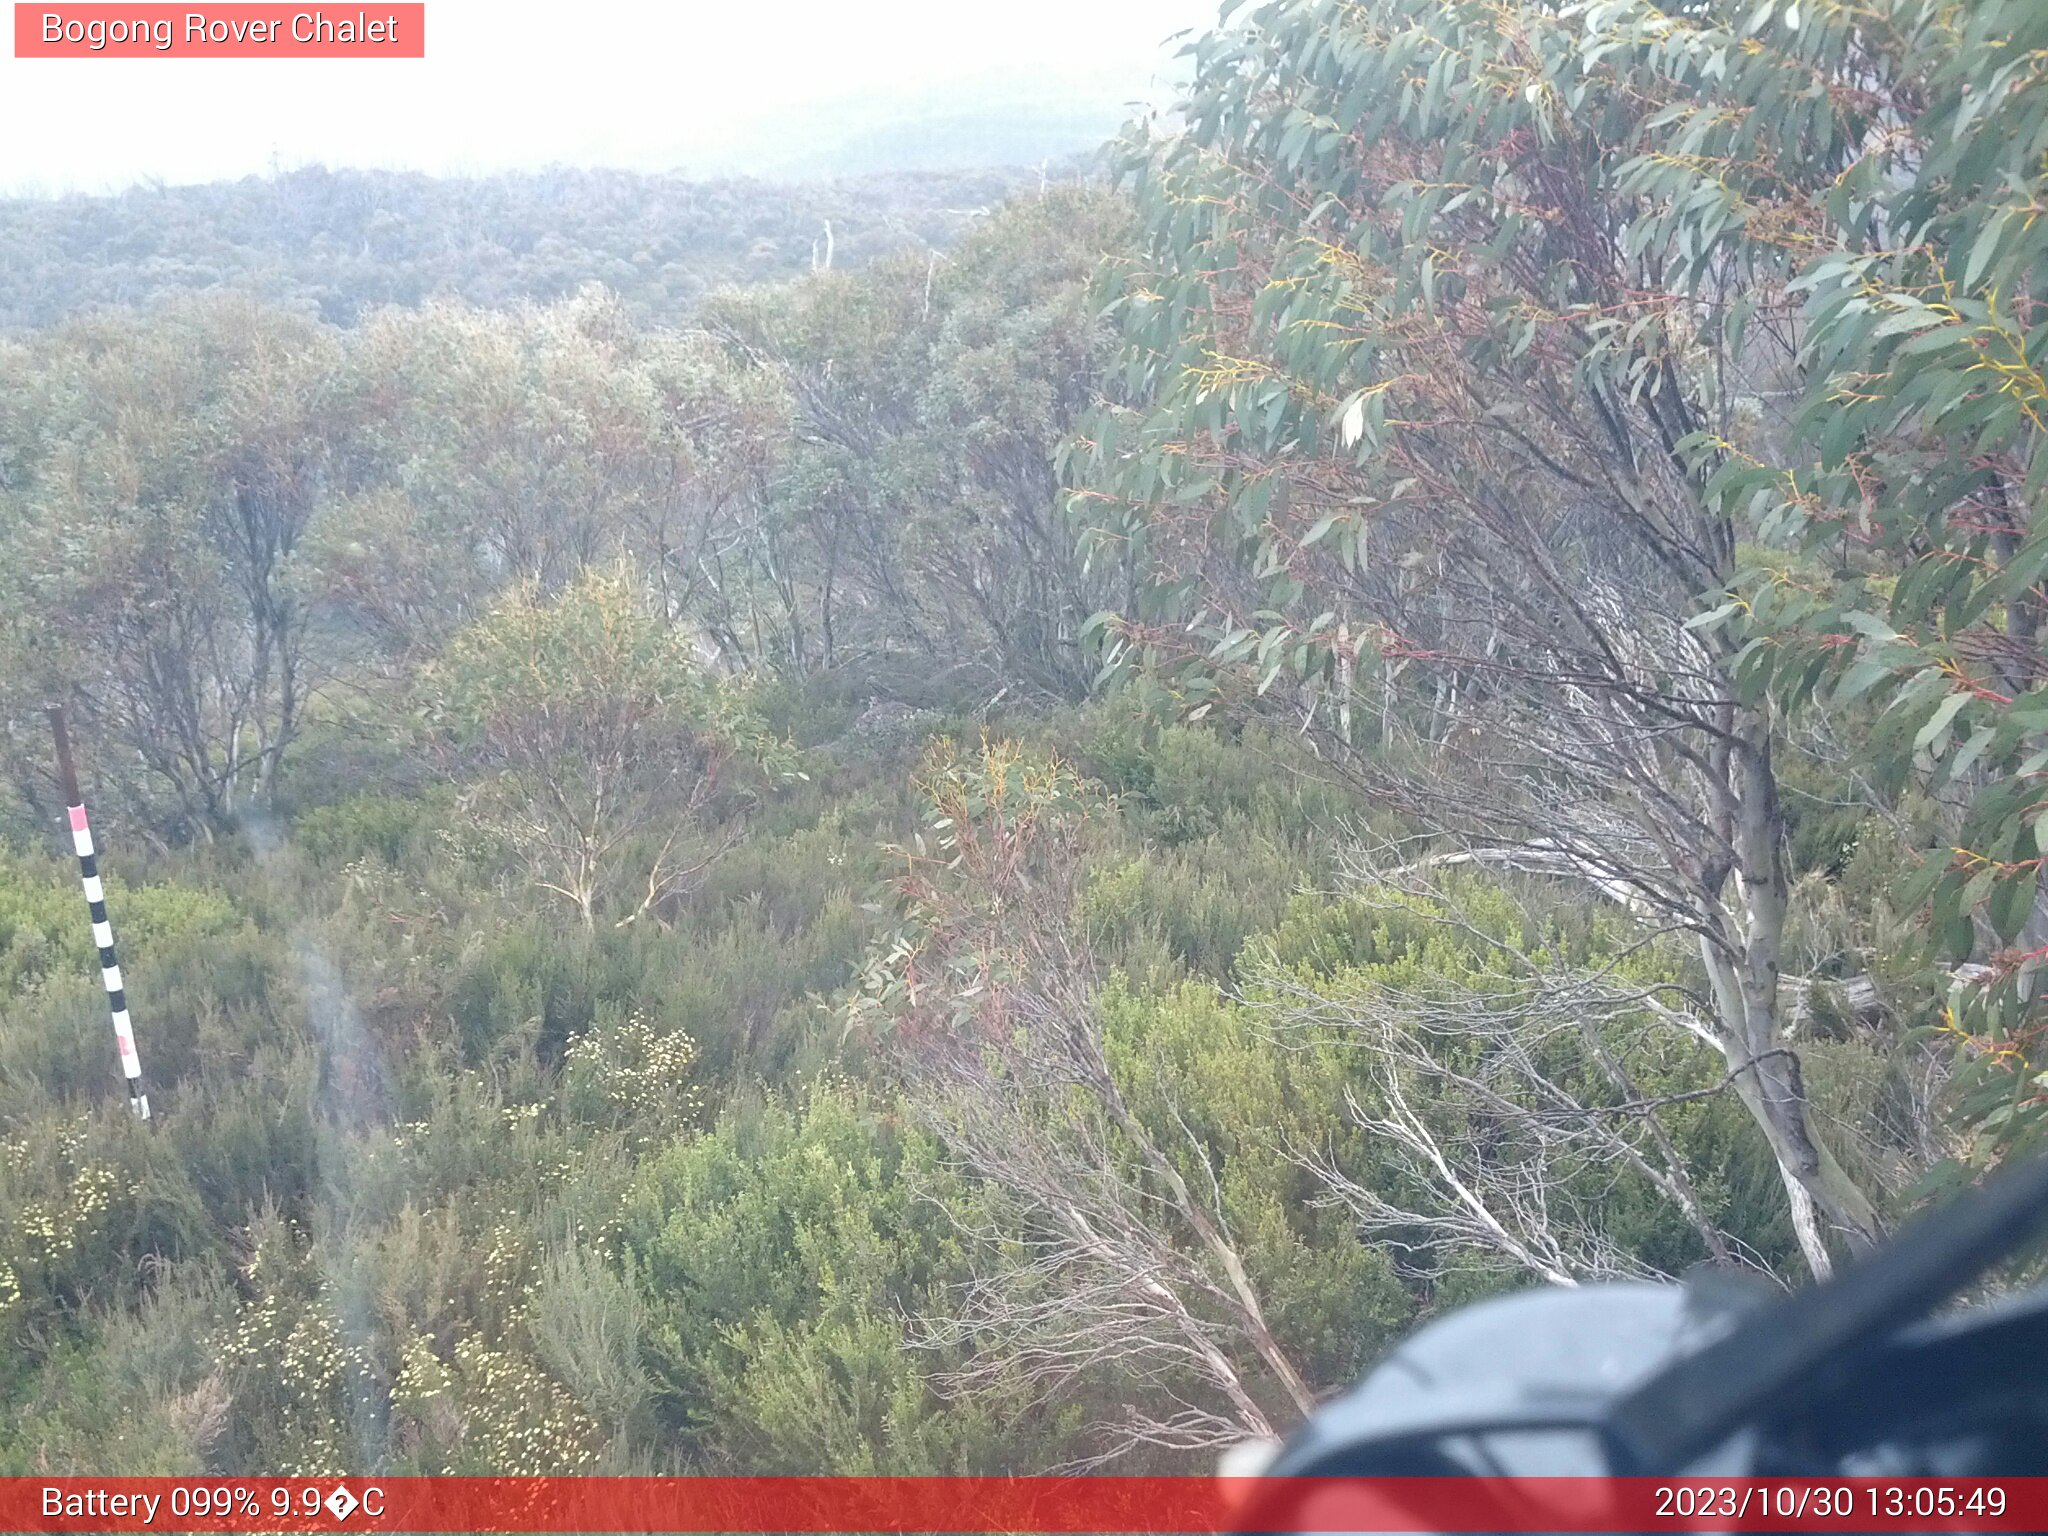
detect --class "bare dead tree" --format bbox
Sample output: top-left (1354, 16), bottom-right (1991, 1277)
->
top-left (858, 741), bottom-right (1314, 1461)
top-left (904, 933), bottom-right (1319, 1463)
top-left (909, 984), bottom-right (1295, 1461)
top-left (1235, 879), bottom-right (1775, 1288)
top-left (1300, 1082), bottom-right (1653, 1291)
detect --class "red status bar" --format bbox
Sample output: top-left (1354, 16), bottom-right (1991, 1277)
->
top-left (5, 1476), bottom-right (2043, 1533)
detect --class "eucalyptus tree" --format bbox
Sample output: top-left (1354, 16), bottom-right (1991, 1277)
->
top-left (0, 298), bottom-right (343, 837)
top-left (1066, 0), bottom-right (1909, 1271)
top-left (425, 564), bottom-right (782, 933)
top-left (1675, 0), bottom-right (2048, 1157)
top-left (326, 291), bottom-right (786, 657)
top-left (705, 190), bottom-right (1129, 698)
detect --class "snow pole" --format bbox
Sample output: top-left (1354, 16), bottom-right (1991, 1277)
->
top-left (47, 706), bottom-right (150, 1120)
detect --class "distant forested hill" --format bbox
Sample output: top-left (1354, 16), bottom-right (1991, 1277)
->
top-left (0, 161), bottom-right (1076, 330)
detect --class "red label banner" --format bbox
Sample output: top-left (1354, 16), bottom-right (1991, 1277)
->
top-left (1, 1477), bottom-right (2042, 1533)
top-left (13, 5), bottom-right (424, 57)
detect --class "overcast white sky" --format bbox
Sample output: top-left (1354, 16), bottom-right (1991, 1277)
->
top-left (0, 0), bottom-right (1220, 193)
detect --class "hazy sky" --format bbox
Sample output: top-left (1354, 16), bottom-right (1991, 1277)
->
top-left (0, 0), bottom-right (1220, 194)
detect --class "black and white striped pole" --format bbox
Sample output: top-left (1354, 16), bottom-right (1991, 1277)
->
top-left (47, 706), bottom-right (150, 1120)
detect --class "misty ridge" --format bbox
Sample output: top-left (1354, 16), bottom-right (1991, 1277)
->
top-left (0, 70), bottom-right (1164, 332)
top-left (0, 153), bottom-right (1101, 332)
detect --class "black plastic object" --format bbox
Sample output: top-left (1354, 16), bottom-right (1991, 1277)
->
top-left (1602, 1153), bottom-right (2048, 1472)
top-left (1256, 1154), bottom-right (2048, 1485)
